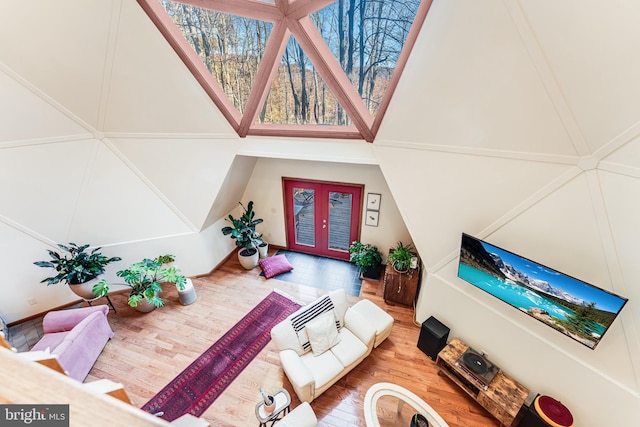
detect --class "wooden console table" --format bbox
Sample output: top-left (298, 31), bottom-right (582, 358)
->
top-left (436, 338), bottom-right (529, 427)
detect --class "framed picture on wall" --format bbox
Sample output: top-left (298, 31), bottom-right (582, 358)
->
top-left (365, 210), bottom-right (379, 227)
top-left (367, 193), bottom-right (381, 211)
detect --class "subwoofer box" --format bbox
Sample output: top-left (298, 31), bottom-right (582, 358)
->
top-left (519, 402), bottom-right (551, 427)
top-left (417, 316), bottom-right (450, 360)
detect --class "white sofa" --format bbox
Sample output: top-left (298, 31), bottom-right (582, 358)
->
top-left (271, 289), bottom-right (390, 403)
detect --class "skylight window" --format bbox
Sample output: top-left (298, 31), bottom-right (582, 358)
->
top-left (140, 0), bottom-right (432, 141)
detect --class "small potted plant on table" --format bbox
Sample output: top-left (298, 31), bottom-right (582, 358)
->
top-left (388, 241), bottom-right (417, 274)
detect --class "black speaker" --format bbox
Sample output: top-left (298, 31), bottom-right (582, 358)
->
top-left (417, 316), bottom-right (450, 360)
top-left (519, 402), bottom-right (551, 427)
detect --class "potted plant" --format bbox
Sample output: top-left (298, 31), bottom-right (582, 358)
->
top-left (349, 241), bottom-right (383, 280)
top-left (92, 255), bottom-right (187, 312)
top-left (388, 241), bottom-right (417, 274)
top-left (156, 254), bottom-right (197, 305)
top-left (257, 241), bottom-right (269, 259)
top-left (34, 243), bottom-right (121, 300)
top-left (221, 201), bottom-right (264, 269)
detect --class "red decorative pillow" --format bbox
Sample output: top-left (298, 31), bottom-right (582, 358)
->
top-left (259, 255), bottom-right (294, 279)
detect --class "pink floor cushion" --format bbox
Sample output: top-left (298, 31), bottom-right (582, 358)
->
top-left (259, 254), bottom-right (294, 279)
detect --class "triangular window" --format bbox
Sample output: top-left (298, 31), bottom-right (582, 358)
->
top-left (260, 35), bottom-right (358, 126)
top-left (142, 0), bottom-right (431, 142)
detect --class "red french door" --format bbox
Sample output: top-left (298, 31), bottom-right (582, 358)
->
top-left (283, 179), bottom-right (363, 260)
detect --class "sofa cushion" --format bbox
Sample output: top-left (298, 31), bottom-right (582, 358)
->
top-left (291, 295), bottom-right (339, 352)
top-left (42, 305), bottom-right (109, 333)
top-left (328, 289), bottom-right (349, 328)
top-left (305, 311), bottom-right (341, 356)
top-left (300, 350), bottom-right (345, 389)
top-left (330, 327), bottom-right (369, 368)
top-left (259, 255), bottom-right (294, 279)
top-left (271, 320), bottom-right (306, 355)
top-left (350, 299), bottom-right (394, 348)
top-left (30, 331), bottom-right (68, 352)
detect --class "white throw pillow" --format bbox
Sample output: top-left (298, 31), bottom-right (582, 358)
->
top-left (305, 311), bottom-right (341, 356)
top-left (329, 289), bottom-right (348, 328)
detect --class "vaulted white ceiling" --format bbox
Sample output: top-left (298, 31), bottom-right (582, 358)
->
top-left (1, 1), bottom-right (640, 423)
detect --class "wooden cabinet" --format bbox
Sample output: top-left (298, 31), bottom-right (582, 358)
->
top-left (383, 262), bottom-right (419, 306)
top-left (436, 338), bottom-right (529, 427)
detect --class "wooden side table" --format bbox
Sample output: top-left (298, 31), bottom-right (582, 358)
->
top-left (383, 262), bottom-right (420, 306)
top-left (255, 388), bottom-right (291, 427)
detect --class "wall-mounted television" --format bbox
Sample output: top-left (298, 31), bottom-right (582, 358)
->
top-left (457, 233), bottom-right (628, 349)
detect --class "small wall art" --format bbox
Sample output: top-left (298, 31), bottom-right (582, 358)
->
top-left (366, 193), bottom-right (381, 211)
top-left (365, 210), bottom-right (379, 227)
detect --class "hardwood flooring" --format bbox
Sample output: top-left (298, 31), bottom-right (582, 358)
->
top-left (87, 251), bottom-right (500, 426)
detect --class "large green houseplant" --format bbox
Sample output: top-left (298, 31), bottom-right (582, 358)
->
top-left (388, 241), bottom-right (417, 273)
top-left (221, 201), bottom-right (264, 269)
top-left (349, 241), bottom-right (383, 280)
top-left (34, 243), bottom-right (121, 299)
top-left (93, 255), bottom-right (186, 312)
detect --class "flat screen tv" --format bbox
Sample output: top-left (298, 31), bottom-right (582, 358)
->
top-left (457, 233), bottom-right (628, 349)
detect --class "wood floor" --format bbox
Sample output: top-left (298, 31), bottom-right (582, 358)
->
top-left (87, 251), bottom-right (500, 427)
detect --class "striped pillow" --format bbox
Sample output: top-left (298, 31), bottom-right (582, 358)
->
top-left (291, 295), bottom-right (340, 352)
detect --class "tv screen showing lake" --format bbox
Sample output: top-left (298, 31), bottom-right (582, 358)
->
top-left (458, 233), bottom-right (628, 349)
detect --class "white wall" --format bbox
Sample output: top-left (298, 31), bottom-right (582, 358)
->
top-left (241, 156), bottom-right (411, 255)
top-left (0, 0), bottom-right (242, 322)
top-left (1, 0), bottom-right (640, 425)
top-left (374, 0), bottom-right (640, 425)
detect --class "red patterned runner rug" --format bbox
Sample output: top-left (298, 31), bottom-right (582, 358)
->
top-left (141, 291), bottom-right (301, 421)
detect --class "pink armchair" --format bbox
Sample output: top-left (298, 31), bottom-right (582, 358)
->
top-left (30, 305), bottom-right (114, 382)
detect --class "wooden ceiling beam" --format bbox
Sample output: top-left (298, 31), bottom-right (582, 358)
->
top-left (248, 124), bottom-right (363, 140)
top-left (175, 0), bottom-right (282, 22)
top-left (238, 21), bottom-right (291, 137)
top-left (287, 0), bottom-right (338, 20)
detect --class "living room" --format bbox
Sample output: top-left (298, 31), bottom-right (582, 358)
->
top-left (1, 0), bottom-right (639, 426)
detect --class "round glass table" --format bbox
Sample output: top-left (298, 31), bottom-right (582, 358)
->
top-left (364, 382), bottom-right (449, 427)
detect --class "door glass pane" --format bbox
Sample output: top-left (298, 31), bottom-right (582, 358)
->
top-left (328, 192), bottom-right (352, 251)
top-left (293, 187), bottom-right (315, 246)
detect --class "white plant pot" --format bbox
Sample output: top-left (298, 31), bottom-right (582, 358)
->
top-left (238, 248), bottom-right (259, 270)
top-left (258, 242), bottom-right (269, 258)
top-left (69, 278), bottom-right (100, 300)
top-left (134, 298), bottom-right (157, 313)
top-left (178, 278), bottom-right (197, 305)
